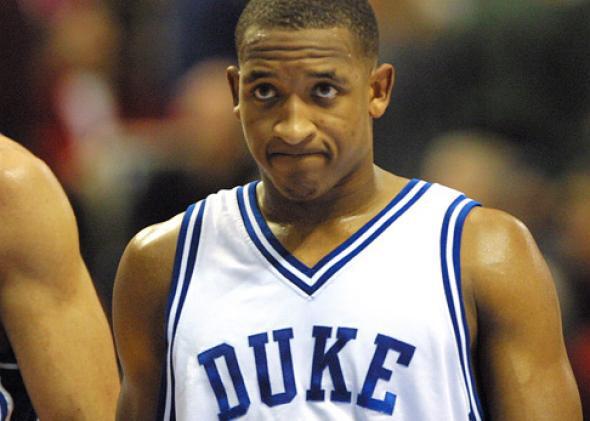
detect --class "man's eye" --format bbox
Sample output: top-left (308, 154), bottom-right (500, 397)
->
top-left (253, 84), bottom-right (277, 100)
top-left (313, 83), bottom-right (338, 99)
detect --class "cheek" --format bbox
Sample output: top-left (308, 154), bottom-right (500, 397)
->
top-left (321, 112), bottom-right (365, 145)
top-left (326, 95), bottom-right (369, 135)
top-left (241, 116), bottom-right (271, 160)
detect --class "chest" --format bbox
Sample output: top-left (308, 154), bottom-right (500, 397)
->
top-left (161, 183), bottom-right (482, 420)
top-left (175, 224), bottom-right (455, 364)
top-left (169, 240), bottom-right (461, 420)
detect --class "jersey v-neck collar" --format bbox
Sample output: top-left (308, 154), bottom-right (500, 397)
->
top-left (236, 178), bottom-right (432, 296)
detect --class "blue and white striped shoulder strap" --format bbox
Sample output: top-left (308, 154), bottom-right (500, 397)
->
top-left (440, 193), bottom-right (484, 421)
top-left (158, 200), bottom-right (207, 421)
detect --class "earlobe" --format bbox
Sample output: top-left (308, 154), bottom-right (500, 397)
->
top-left (368, 64), bottom-right (395, 119)
top-left (226, 65), bottom-right (241, 119)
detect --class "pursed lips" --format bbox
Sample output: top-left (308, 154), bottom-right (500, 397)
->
top-left (267, 150), bottom-right (329, 161)
top-left (268, 147), bottom-right (328, 157)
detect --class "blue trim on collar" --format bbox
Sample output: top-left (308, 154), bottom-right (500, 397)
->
top-left (237, 186), bottom-right (313, 294)
top-left (238, 179), bottom-right (431, 296)
top-left (306, 181), bottom-right (432, 295)
top-left (248, 179), bottom-right (421, 276)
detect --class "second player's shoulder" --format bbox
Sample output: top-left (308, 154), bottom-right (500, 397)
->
top-left (0, 136), bottom-right (57, 205)
top-left (0, 135), bottom-right (74, 237)
top-left (0, 134), bottom-right (33, 169)
top-left (0, 136), bottom-right (79, 270)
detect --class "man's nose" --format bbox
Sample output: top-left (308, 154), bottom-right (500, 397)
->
top-left (272, 95), bottom-right (316, 145)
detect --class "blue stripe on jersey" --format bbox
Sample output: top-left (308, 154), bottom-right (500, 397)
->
top-left (165, 204), bottom-right (197, 333)
top-left (237, 179), bottom-right (431, 296)
top-left (170, 201), bottom-right (206, 420)
top-left (452, 200), bottom-right (484, 418)
top-left (0, 391), bottom-right (6, 421)
top-left (440, 195), bottom-right (483, 421)
top-left (158, 201), bottom-right (207, 421)
top-left (157, 204), bottom-right (196, 421)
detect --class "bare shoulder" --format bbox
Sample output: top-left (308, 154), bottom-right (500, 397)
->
top-left (0, 135), bottom-right (59, 199)
top-left (0, 135), bottom-right (72, 234)
top-left (113, 213), bottom-right (185, 408)
top-left (0, 134), bottom-right (34, 163)
top-left (461, 206), bottom-right (557, 329)
top-left (462, 206), bottom-right (543, 274)
top-left (462, 206), bottom-right (535, 270)
top-left (119, 213), bottom-right (184, 285)
top-left (114, 213), bottom-right (184, 320)
top-left (0, 136), bottom-right (80, 280)
top-left (461, 203), bottom-right (582, 419)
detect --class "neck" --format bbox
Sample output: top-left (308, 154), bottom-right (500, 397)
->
top-left (258, 165), bottom-right (384, 226)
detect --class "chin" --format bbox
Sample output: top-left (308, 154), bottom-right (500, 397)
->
top-left (263, 167), bottom-right (333, 203)
top-left (279, 179), bottom-right (325, 203)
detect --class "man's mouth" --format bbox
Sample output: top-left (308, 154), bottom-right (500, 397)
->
top-left (268, 149), bottom-right (327, 158)
top-left (272, 152), bottom-right (319, 157)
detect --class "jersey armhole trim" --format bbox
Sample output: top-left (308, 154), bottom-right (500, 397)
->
top-left (157, 200), bottom-right (207, 421)
top-left (0, 389), bottom-right (8, 421)
top-left (440, 196), bottom-right (484, 421)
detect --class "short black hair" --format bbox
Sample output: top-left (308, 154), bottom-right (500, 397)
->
top-left (235, 0), bottom-right (379, 62)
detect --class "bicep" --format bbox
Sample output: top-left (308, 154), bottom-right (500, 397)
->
top-left (478, 260), bottom-right (576, 419)
top-left (465, 209), bottom-right (581, 420)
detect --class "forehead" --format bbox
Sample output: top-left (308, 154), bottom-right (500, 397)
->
top-left (240, 27), bottom-right (364, 68)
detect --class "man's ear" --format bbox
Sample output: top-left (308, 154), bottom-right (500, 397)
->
top-left (368, 63), bottom-right (395, 119)
top-left (227, 65), bottom-right (241, 119)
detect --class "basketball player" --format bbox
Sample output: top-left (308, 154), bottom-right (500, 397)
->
top-left (0, 135), bottom-right (119, 419)
top-left (113, 1), bottom-right (582, 419)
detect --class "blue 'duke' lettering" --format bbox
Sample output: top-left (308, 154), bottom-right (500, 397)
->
top-left (357, 334), bottom-right (416, 415)
top-left (306, 325), bottom-right (357, 403)
top-left (248, 328), bottom-right (297, 406)
top-left (197, 344), bottom-right (251, 421)
top-left (197, 326), bottom-right (415, 420)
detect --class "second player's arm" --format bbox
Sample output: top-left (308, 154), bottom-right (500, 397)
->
top-left (463, 208), bottom-right (582, 420)
top-left (0, 148), bottom-right (120, 420)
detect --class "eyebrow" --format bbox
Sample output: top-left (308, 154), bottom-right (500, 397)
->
top-left (243, 70), bottom-right (275, 84)
top-left (243, 69), bottom-right (349, 85)
top-left (306, 71), bottom-right (347, 84)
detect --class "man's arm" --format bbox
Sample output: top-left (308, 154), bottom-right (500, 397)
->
top-left (0, 139), bottom-right (120, 420)
top-left (113, 216), bottom-right (181, 421)
top-left (462, 207), bottom-right (582, 419)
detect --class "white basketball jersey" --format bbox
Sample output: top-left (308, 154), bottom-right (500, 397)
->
top-left (159, 179), bottom-right (484, 420)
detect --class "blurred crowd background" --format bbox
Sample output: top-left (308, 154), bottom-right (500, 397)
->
top-left (1, 0), bottom-right (589, 415)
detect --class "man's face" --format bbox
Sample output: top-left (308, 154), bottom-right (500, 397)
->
top-left (228, 27), bottom-right (393, 202)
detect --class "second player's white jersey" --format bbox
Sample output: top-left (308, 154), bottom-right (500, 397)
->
top-left (159, 179), bottom-right (484, 420)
